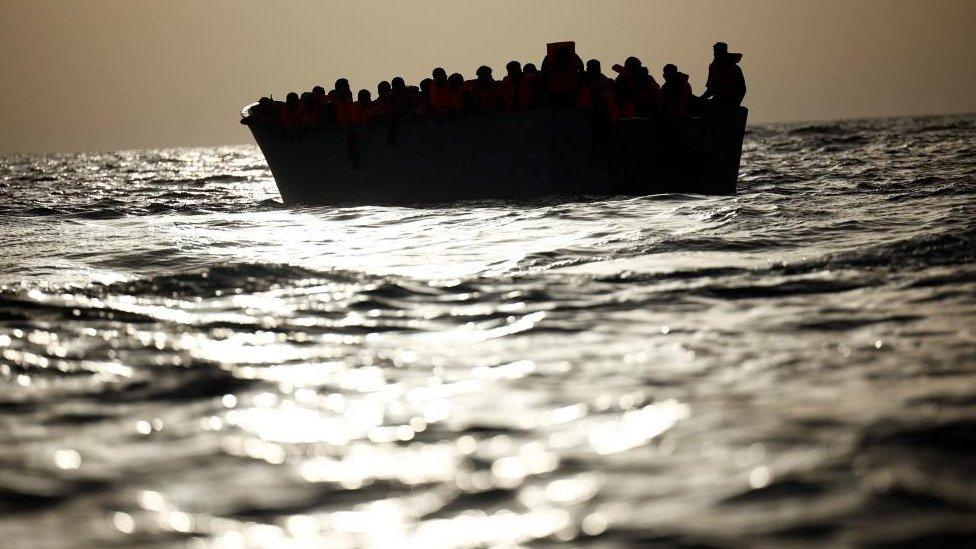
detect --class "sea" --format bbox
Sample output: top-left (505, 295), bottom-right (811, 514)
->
top-left (1, 114), bottom-right (974, 548)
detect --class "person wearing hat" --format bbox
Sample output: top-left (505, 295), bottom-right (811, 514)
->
top-left (700, 42), bottom-right (746, 108)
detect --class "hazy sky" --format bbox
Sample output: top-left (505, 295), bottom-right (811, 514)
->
top-left (2, 0), bottom-right (974, 154)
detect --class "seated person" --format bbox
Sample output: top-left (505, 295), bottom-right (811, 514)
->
top-left (660, 64), bottom-right (694, 121)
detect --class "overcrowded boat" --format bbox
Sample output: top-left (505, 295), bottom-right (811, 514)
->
top-left (241, 41), bottom-right (748, 205)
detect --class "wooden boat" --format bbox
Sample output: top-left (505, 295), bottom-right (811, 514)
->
top-left (241, 105), bottom-right (747, 205)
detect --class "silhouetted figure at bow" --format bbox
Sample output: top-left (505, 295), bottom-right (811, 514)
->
top-left (660, 64), bottom-right (694, 121)
top-left (245, 96), bottom-right (280, 127)
top-left (701, 42), bottom-right (746, 109)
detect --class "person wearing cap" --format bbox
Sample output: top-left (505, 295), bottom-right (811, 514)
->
top-left (700, 42), bottom-right (746, 108)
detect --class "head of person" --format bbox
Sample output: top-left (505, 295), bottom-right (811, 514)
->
top-left (377, 81), bottom-right (391, 99)
top-left (523, 63), bottom-right (538, 75)
top-left (357, 89), bottom-right (371, 104)
top-left (624, 56), bottom-right (642, 73)
top-left (420, 78), bottom-right (432, 94)
top-left (448, 72), bottom-right (464, 91)
top-left (505, 61), bottom-right (522, 78)
top-left (663, 64), bottom-right (678, 82)
top-left (286, 92), bottom-right (299, 107)
top-left (312, 86), bottom-right (326, 98)
top-left (586, 59), bottom-right (602, 77)
top-left (335, 78), bottom-right (350, 93)
top-left (432, 67), bottom-right (447, 84)
top-left (713, 42), bottom-right (729, 60)
top-left (476, 65), bottom-right (493, 83)
top-left (301, 91), bottom-right (315, 107)
top-left (391, 77), bottom-right (406, 94)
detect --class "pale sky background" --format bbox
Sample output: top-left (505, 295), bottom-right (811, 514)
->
top-left (1, 0), bottom-right (974, 154)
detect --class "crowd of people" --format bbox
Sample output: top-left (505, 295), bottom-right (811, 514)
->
top-left (243, 42), bottom-right (745, 131)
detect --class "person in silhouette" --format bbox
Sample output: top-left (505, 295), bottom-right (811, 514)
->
top-left (299, 91), bottom-right (322, 128)
top-left (330, 78), bottom-right (353, 102)
top-left (447, 73), bottom-right (466, 112)
top-left (542, 44), bottom-right (584, 107)
top-left (389, 76), bottom-right (409, 117)
top-left (280, 92), bottom-right (303, 129)
top-left (339, 89), bottom-right (372, 126)
top-left (310, 85), bottom-right (338, 126)
top-left (417, 78), bottom-right (434, 116)
top-left (328, 79), bottom-right (353, 126)
top-left (429, 67), bottom-right (455, 113)
top-left (660, 64), bottom-right (694, 121)
top-left (244, 96), bottom-right (279, 127)
top-left (370, 80), bottom-right (393, 122)
top-left (612, 57), bottom-right (660, 118)
top-left (579, 58), bottom-right (612, 112)
top-left (701, 42), bottom-right (746, 109)
top-left (468, 65), bottom-right (502, 112)
top-left (522, 63), bottom-right (543, 108)
top-left (500, 61), bottom-right (525, 111)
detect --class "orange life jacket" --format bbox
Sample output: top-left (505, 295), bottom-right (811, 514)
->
top-left (429, 81), bottom-right (456, 112)
top-left (300, 104), bottom-right (322, 127)
top-left (501, 75), bottom-right (537, 110)
top-left (344, 101), bottom-right (370, 125)
top-left (279, 104), bottom-right (303, 129)
top-left (465, 80), bottom-right (502, 111)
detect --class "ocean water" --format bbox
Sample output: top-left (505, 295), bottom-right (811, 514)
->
top-left (1, 114), bottom-right (975, 548)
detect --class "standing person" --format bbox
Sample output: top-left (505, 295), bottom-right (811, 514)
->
top-left (700, 42), bottom-right (746, 109)
top-left (541, 42), bottom-right (584, 107)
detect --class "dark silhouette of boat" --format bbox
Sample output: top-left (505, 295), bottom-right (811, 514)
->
top-left (241, 105), bottom-right (747, 205)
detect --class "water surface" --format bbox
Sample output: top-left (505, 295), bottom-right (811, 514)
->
top-left (1, 114), bottom-right (975, 547)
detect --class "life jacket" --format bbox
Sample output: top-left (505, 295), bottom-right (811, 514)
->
top-left (429, 81), bottom-right (456, 112)
top-left (518, 73), bottom-right (538, 109)
top-left (466, 80), bottom-right (502, 111)
top-left (635, 76), bottom-right (661, 117)
top-left (370, 97), bottom-right (393, 120)
top-left (343, 101), bottom-right (370, 126)
top-left (300, 103), bottom-right (322, 128)
top-left (279, 103), bottom-right (303, 129)
top-left (706, 53), bottom-right (746, 105)
top-left (661, 73), bottom-right (693, 120)
top-left (543, 53), bottom-right (583, 96)
top-left (499, 74), bottom-right (537, 110)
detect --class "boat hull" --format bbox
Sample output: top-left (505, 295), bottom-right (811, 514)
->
top-left (245, 107), bottom-right (747, 205)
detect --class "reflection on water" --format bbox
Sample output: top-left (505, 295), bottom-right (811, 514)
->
top-left (1, 115), bottom-right (976, 547)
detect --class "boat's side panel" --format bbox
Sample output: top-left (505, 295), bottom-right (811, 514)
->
top-left (247, 106), bottom-right (745, 205)
top-left (252, 109), bottom-right (594, 205)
